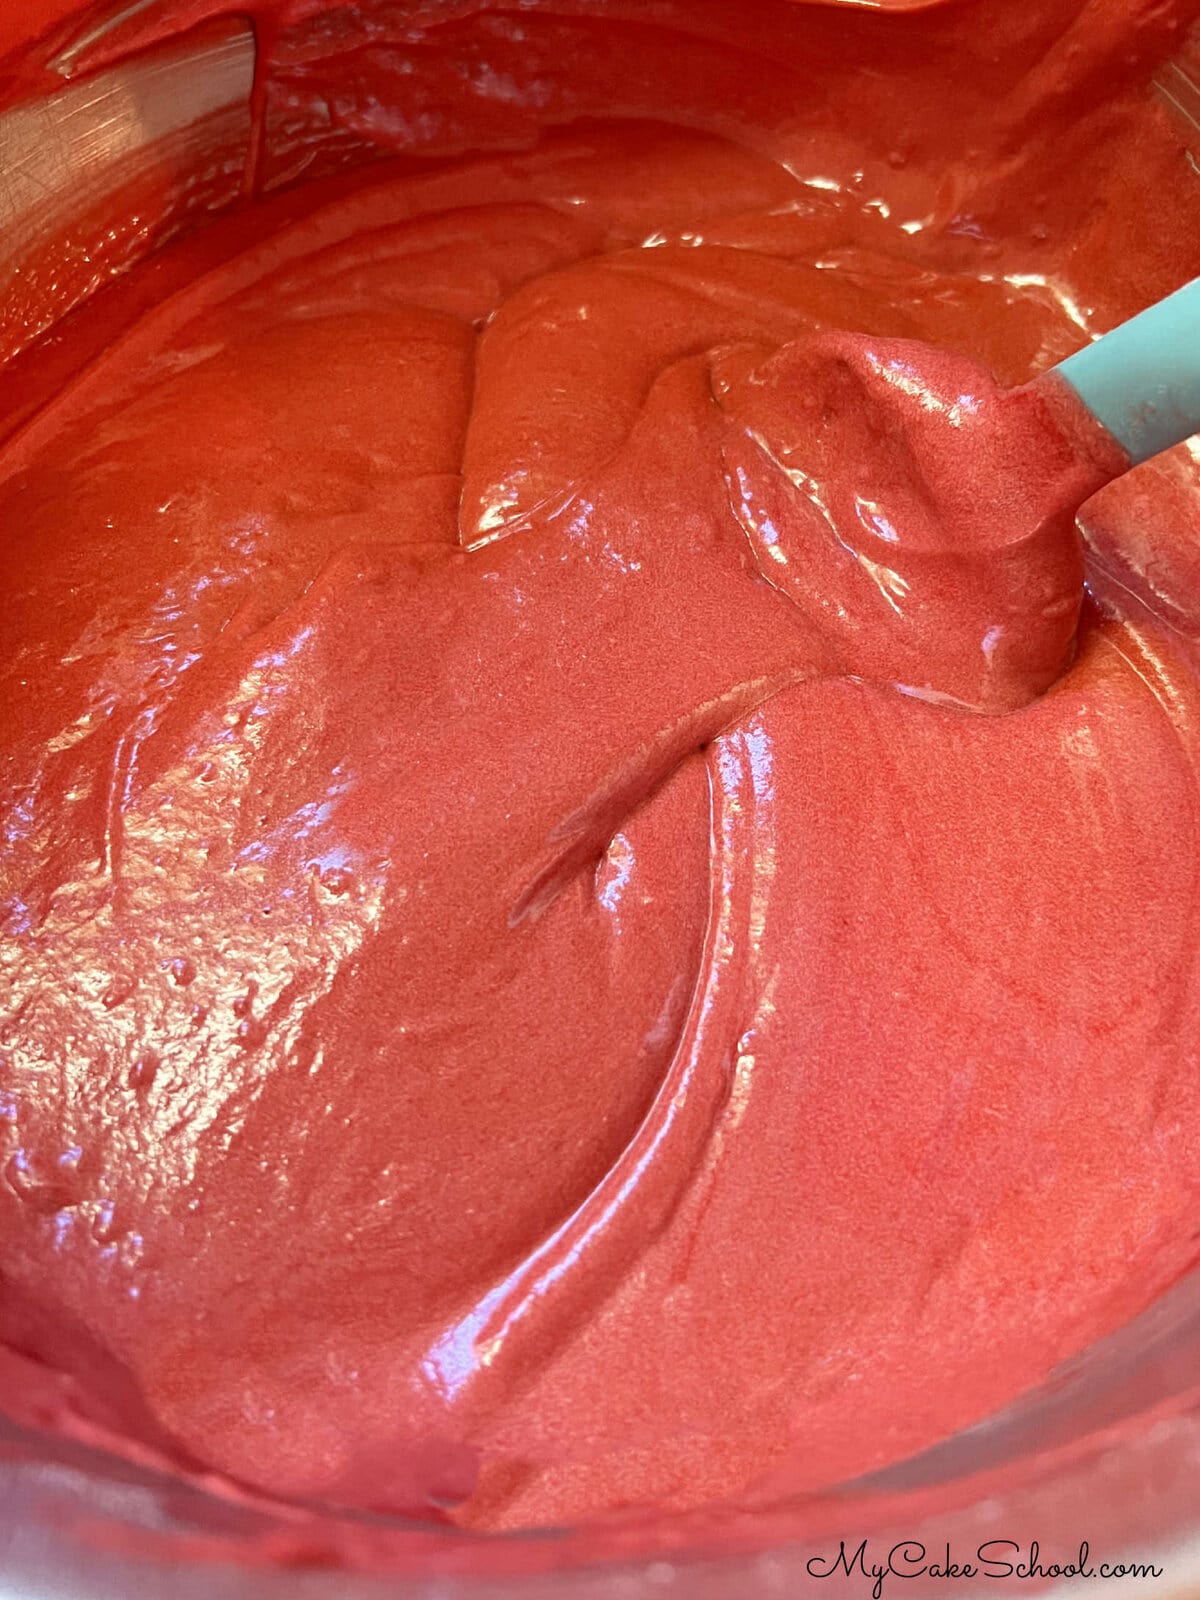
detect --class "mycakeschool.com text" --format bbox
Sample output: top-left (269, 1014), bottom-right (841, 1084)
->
top-left (804, 1540), bottom-right (1164, 1597)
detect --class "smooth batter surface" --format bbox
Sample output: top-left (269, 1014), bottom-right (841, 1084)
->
top-left (4, 0), bottom-right (1200, 1538)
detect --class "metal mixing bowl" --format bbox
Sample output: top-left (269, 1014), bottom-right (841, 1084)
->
top-left (2, 6), bottom-right (1200, 1595)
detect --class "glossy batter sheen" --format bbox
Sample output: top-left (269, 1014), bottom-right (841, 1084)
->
top-left (3, 0), bottom-right (1200, 1537)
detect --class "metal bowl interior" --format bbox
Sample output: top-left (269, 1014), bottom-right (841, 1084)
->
top-left (3, 8), bottom-right (1200, 1596)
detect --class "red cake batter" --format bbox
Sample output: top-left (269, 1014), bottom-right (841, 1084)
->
top-left (3, 0), bottom-right (1200, 1537)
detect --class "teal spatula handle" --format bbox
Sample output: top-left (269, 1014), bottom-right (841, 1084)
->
top-left (1054, 276), bottom-right (1200, 465)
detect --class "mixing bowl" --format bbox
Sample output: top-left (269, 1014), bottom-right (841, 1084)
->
top-left (2, 4), bottom-right (1200, 1594)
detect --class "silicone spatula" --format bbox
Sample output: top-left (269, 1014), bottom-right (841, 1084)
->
top-left (1050, 276), bottom-right (1200, 465)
